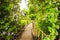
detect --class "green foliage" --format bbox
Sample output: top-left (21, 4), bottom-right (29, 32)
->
top-left (0, 0), bottom-right (60, 40)
top-left (0, 0), bottom-right (21, 40)
top-left (26, 0), bottom-right (60, 40)
top-left (21, 20), bottom-right (30, 26)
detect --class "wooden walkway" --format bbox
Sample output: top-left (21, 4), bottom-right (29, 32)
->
top-left (18, 23), bottom-right (33, 40)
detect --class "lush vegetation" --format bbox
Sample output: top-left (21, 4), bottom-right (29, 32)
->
top-left (0, 0), bottom-right (60, 40)
top-left (0, 0), bottom-right (21, 40)
top-left (26, 0), bottom-right (60, 40)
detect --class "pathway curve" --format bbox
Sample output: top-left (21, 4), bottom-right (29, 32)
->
top-left (18, 23), bottom-right (33, 40)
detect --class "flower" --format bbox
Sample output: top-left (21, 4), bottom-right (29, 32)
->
top-left (2, 32), bottom-right (6, 35)
top-left (11, 32), bottom-right (14, 35)
top-left (8, 32), bottom-right (11, 36)
top-left (13, 34), bottom-right (16, 37)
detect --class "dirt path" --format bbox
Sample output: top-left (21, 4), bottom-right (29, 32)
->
top-left (18, 23), bottom-right (33, 40)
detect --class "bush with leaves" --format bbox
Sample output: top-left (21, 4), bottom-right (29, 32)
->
top-left (0, 0), bottom-right (21, 40)
top-left (27, 0), bottom-right (60, 40)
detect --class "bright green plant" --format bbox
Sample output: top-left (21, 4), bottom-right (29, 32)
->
top-left (26, 0), bottom-right (60, 40)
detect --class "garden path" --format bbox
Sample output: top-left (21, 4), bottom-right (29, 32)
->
top-left (18, 23), bottom-right (33, 40)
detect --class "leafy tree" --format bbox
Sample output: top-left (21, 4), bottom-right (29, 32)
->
top-left (0, 0), bottom-right (21, 40)
top-left (27, 0), bottom-right (60, 40)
